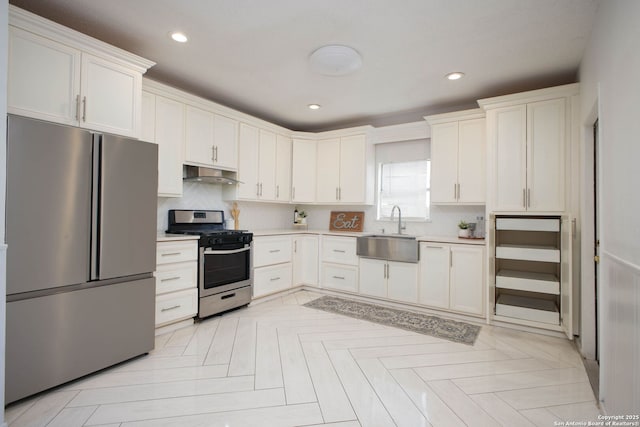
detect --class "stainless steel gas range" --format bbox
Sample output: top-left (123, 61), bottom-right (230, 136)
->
top-left (167, 210), bottom-right (253, 318)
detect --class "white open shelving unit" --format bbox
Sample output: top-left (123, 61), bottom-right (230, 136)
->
top-left (492, 215), bottom-right (571, 332)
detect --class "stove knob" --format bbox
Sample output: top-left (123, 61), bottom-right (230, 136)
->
top-left (215, 238), bottom-right (223, 245)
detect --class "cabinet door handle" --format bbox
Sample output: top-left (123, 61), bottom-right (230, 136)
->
top-left (161, 252), bottom-right (181, 257)
top-left (294, 241), bottom-right (297, 253)
top-left (221, 293), bottom-right (236, 300)
top-left (338, 187), bottom-right (342, 200)
top-left (160, 276), bottom-right (181, 282)
top-left (270, 277), bottom-right (281, 281)
top-left (527, 188), bottom-right (531, 208)
top-left (457, 183), bottom-right (461, 200)
top-left (75, 95), bottom-right (81, 121)
top-left (82, 96), bottom-right (87, 122)
top-left (214, 146), bottom-right (218, 162)
top-left (333, 249), bottom-right (346, 253)
top-left (211, 145), bottom-right (216, 163)
top-left (256, 183), bottom-right (260, 197)
top-left (161, 305), bottom-right (181, 312)
top-left (332, 275), bottom-right (345, 280)
top-left (260, 183), bottom-right (263, 196)
top-left (269, 249), bottom-right (281, 253)
top-left (276, 185), bottom-right (280, 198)
top-left (454, 183), bottom-right (457, 199)
top-left (523, 189), bottom-right (526, 208)
top-left (386, 263), bottom-right (390, 279)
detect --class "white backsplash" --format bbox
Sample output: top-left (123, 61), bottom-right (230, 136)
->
top-left (158, 183), bottom-right (484, 237)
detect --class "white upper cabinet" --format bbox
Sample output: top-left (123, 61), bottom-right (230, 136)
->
top-left (8, 6), bottom-right (154, 138)
top-left (237, 123), bottom-right (260, 200)
top-left (236, 125), bottom-right (283, 201)
top-left (8, 27), bottom-right (81, 126)
top-left (479, 84), bottom-right (578, 213)
top-left (316, 138), bottom-right (341, 202)
top-left (426, 109), bottom-right (485, 205)
top-left (154, 95), bottom-right (185, 197)
top-left (275, 134), bottom-right (292, 202)
top-left (140, 91), bottom-right (156, 143)
top-left (316, 133), bottom-right (371, 204)
top-left (213, 115), bottom-right (238, 170)
top-left (291, 139), bottom-right (317, 203)
top-left (185, 105), bottom-right (215, 166)
top-left (184, 106), bottom-right (239, 171)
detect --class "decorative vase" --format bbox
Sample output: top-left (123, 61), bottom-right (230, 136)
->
top-left (458, 229), bottom-right (470, 238)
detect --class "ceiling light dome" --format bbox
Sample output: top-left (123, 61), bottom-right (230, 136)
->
top-left (309, 45), bottom-right (362, 76)
top-left (446, 71), bottom-right (465, 80)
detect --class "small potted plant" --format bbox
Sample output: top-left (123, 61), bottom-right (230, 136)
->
top-left (298, 210), bottom-right (308, 225)
top-left (458, 220), bottom-right (471, 238)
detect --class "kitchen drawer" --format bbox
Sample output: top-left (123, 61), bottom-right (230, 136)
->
top-left (254, 263), bottom-right (292, 297)
top-left (496, 294), bottom-right (559, 325)
top-left (496, 217), bottom-right (560, 232)
top-left (322, 236), bottom-right (358, 266)
top-left (156, 241), bottom-right (198, 265)
top-left (495, 244), bottom-right (559, 263)
top-left (155, 261), bottom-right (198, 295)
top-left (322, 263), bottom-right (358, 292)
top-left (496, 269), bottom-right (559, 295)
top-left (253, 236), bottom-right (292, 268)
top-left (155, 288), bottom-right (197, 327)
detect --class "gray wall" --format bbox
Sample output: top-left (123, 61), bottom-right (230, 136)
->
top-left (578, 0), bottom-right (640, 415)
top-left (1, 0), bottom-right (9, 420)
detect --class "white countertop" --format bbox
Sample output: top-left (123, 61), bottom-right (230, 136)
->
top-left (251, 229), bottom-right (486, 245)
top-left (156, 233), bottom-right (201, 242)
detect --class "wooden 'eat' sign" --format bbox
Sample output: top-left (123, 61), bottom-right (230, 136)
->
top-left (329, 211), bottom-right (364, 232)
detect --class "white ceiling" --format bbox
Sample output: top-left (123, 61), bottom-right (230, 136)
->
top-left (9, 0), bottom-right (599, 131)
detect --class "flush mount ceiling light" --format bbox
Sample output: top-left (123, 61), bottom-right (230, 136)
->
top-left (309, 45), bottom-right (362, 76)
top-left (170, 31), bottom-right (188, 43)
top-left (308, 104), bottom-right (321, 110)
top-left (446, 71), bottom-right (465, 80)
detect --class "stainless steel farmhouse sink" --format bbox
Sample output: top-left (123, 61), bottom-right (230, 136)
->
top-left (356, 234), bottom-right (419, 263)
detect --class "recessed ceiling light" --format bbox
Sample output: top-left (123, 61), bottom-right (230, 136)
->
top-left (446, 72), bottom-right (465, 80)
top-left (309, 45), bottom-right (362, 76)
top-left (308, 104), bottom-right (321, 110)
top-left (170, 32), bottom-right (188, 43)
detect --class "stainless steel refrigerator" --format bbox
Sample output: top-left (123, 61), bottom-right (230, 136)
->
top-left (5, 115), bottom-right (158, 404)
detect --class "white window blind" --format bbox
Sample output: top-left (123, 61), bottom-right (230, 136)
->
top-left (375, 139), bottom-right (431, 221)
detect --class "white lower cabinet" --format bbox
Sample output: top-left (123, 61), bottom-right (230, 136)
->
top-left (419, 242), bottom-right (485, 316)
top-left (293, 235), bottom-right (319, 286)
top-left (322, 264), bottom-right (358, 293)
top-left (253, 235), bottom-right (293, 298)
top-left (359, 258), bottom-right (418, 302)
top-left (155, 239), bottom-right (199, 328)
top-left (254, 263), bottom-right (292, 298)
top-left (321, 235), bottom-right (358, 292)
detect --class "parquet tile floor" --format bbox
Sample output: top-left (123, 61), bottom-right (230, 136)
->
top-left (5, 290), bottom-right (601, 426)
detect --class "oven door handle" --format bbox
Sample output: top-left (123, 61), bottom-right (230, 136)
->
top-left (203, 246), bottom-right (251, 255)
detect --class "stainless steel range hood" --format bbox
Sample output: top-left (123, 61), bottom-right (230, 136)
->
top-left (183, 166), bottom-right (241, 185)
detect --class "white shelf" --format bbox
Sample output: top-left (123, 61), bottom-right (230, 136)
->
top-left (496, 217), bottom-right (560, 232)
top-left (496, 269), bottom-right (559, 295)
top-left (496, 294), bottom-right (559, 325)
top-left (495, 244), bottom-right (559, 262)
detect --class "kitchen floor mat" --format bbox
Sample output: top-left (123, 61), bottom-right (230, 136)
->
top-left (304, 295), bottom-right (481, 345)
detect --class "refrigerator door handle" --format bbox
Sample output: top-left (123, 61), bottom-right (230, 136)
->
top-left (90, 134), bottom-right (101, 281)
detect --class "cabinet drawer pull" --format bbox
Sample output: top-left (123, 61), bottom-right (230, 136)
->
top-left (221, 293), bottom-right (236, 300)
top-left (332, 249), bottom-right (346, 253)
top-left (82, 96), bottom-right (87, 122)
top-left (270, 277), bottom-right (281, 281)
top-left (276, 185), bottom-right (280, 198)
top-left (161, 305), bottom-right (181, 312)
top-left (527, 188), bottom-right (531, 207)
top-left (160, 276), bottom-right (181, 282)
top-left (332, 275), bottom-right (345, 280)
top-left (269, 249), bottom-right (281, 253)
top-left (161, 252), bottom-right (181, 257)
top-left (75, 94), bottom-right (81, 121)
top-left (523, 189), bottom-right (526, 208)
top-left (425, 245), bottom-right (443, 249)
top-left (211, 145), bottom-right (216, 163)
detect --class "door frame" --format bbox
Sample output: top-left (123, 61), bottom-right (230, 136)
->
top-left (580, 99), bottom-right (601, 361)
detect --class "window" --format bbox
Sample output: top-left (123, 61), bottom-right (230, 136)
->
top-left (377, 159), bottom-right (431, 221)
